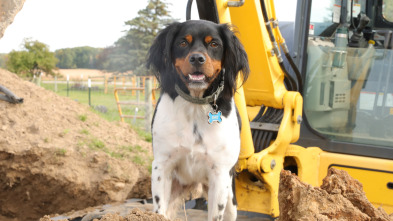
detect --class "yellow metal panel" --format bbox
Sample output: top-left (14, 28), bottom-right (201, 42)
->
top-left (243, 91), bottom-right (302, 217)
top-left (215, 0), bottom-right (256, 160)
top-left (235, 172), bottom-right (272, 214)
top-left (285, 145), bottom-right (323, 187)
top-left (319, 152), bottom-right (393, 214)
top-left (234, 79), bottom-right (255, 160)
top-left (227, 0), bottom-right (286, 108)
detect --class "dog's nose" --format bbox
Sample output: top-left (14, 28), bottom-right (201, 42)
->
top-left (189, 53), bottom-right (206, 66)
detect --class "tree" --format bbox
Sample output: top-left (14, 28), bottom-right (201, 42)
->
top-left (6, 39), bottom-right (58, 77)
top-left (55, 48), bottom-right (76, 69)
top-left (100, 0), bottom-right (175, 75)
top-left (55, 47), bottom-right (102, 69)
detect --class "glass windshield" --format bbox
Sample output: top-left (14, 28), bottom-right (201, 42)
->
top-left (304, 0), bottom-right (393, 148)
top-left (383, 0), bottom-right (393, 22)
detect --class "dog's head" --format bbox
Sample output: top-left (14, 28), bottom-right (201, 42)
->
top-left (147, 20), bottom-right (249, 99)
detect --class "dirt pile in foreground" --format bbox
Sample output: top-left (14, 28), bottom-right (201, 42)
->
top-left (278, 168), bottom-right (392, 221)
top-left (0, 69), bottom-right (152, 221)
top-left (40, 208), bottom-right (170, 221)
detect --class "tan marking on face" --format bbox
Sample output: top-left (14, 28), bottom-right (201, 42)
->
top-left (185, 35), bottom-right (193, 43)
top-left (203, 55), bottom-right (222, 79)
top-left (174, 52), bottom-right (222, 88)
top-left (204, 36), bottom-right (213, 44)
top-left (174, 57), bottom-right (192, 78)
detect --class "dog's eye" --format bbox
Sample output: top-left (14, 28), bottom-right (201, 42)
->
top-left (179, 41), bottom-right (188, 47)
top-left (210, 41), bottom-right (219, 48)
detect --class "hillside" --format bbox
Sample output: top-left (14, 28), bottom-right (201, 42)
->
top-left (0, 68), bottom-right (152, 221)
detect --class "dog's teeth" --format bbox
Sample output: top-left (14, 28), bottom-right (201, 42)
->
top-left (189, 74), bottom-right (205, 81)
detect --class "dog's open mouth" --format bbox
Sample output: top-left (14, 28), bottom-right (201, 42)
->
top-left (188, 72), bottom-right (206, 82)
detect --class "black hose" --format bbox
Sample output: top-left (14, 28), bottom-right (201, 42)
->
top-left (260, 0), bottom-right (275, 42)
top-left (280, 62), bottom-right (297, 91)
top-left (186, 0), bottom-right (193, 21)
top-left (0, 85), bottom-right (23, 104)
top-left (284, 51), bottom-right (303, 93)
top-left (260, 0), bottom-right (298, 91)
top-left (255, 131), bottom-right (263, 152)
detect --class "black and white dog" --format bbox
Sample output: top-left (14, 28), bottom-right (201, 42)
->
top-left (147, 20), bottom-right (249, 221)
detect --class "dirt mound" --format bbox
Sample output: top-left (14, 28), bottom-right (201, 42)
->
top-left (0, 0), bottom-right (25, 39)
top-left (278, 168), bottom-right (392, 221)
top-left (39, 208), bottom-right (170, 221)
top-left (0, 69), bottom-right (152, 221)
top-left (93, 208), bottom-right (170, 221)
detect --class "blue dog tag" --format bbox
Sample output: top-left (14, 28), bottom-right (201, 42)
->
top-left (208, 111), bottom-right (222, 124)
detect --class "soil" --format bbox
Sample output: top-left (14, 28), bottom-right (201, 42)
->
top-left (39, 208), bottom-right (170, 221)
top-left (0, 68), bottom-right (152, 221)
top-left (278, 168), bottom-right (393, 221)
top-left (0, 0), bottom-right (26, 39)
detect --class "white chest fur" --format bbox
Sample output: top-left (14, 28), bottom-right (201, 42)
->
top-left (152, 93), bottom-right (240, 185)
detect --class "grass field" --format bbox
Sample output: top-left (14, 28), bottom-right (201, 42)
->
top-left (42, 82), bottom-right (154, 142)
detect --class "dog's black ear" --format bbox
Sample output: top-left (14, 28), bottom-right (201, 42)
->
top-left (219, 24), bottom-right (250, 92)
top-left (147, 22), bottom-right (180, 82)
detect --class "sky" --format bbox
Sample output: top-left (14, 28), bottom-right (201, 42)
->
top-left (0, 0), bottom-right (296, 53)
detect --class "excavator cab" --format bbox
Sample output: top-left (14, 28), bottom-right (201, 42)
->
top-left (294, 0), bottom-right (393, 214)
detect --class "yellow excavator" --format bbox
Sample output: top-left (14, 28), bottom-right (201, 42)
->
top-left (187, 0), bottom-right (393, 217)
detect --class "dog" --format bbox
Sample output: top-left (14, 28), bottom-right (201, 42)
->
top-left (147, 20), bottom-right (249, 221)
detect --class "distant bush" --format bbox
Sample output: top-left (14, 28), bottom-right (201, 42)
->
top-left (6, 39), bottom-right (58, 77)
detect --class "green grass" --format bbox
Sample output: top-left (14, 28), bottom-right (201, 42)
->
top-left (132, 126), bottom-right (153, 142)
top-left (132, 155), bottom-right (144, 166)
top-left (55, 148), bottom-right (67, 156)
top-left (59, 129), bottom-right (70, 137)
top-left (120, 144), bottom-right (147, 153)
top-left (42, 81), bottom-right (155, 172)
top-left (41, 82), bottom-right (154, 131)
top-left (78, 114), bottom-right (87, 122)
top-left (89, 138), bottom-right (106, 150)
top-left (80, 129), bottom-right (89, 135)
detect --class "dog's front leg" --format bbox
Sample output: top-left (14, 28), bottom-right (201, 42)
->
top-left (208, 170), bottom-right (232, 221)
top-left (151, 160), bottom-right (172, 218)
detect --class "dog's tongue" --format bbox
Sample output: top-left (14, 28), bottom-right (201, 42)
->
top-left (189, 74), bottom-right (205, 81)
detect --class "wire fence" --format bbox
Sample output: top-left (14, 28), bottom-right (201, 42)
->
top-left (41, 75), bottom-right (159, 131)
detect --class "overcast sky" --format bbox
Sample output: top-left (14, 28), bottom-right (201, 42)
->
top-left (0, 0), bottom-right (296, 53)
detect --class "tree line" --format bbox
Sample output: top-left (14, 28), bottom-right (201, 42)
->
top-left (3, 0), bottom-right (174, 77)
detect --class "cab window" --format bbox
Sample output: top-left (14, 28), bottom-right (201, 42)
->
top-left (383, 0), bottom-right (393, 22)
top-left (303, 0), bottom-right (393, 148)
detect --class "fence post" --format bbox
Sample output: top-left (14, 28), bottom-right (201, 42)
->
top-left (145, 78), bottom-right (152, 132)
top-left (132, 76), bottom-right (136, 96)
top-left (54, 75), bottom-right (58, 92)
top-left (104, 75), bottom-right (108, 94)
top-left (114, 76), bottom-right (117, 91)
top-left (37, 72), bottom-right (42, 87)
top-left (66, 75), bottom-right (70, 97)
top-left (88, 78), bottom-right (91, 106)
top-left (136, 77), bottom-right (140, 104)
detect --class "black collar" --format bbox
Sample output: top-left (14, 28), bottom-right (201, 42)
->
top-left (174, 69), bottom-right (225, 105)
